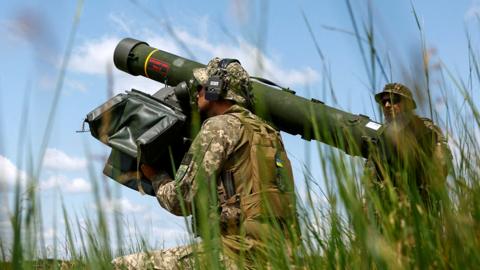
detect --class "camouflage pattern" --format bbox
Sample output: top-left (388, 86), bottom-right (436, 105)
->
top-left (155, 105), bottom-right (244, 215)
top-left (374, 82), bottom-right (417, 109)
top-left (111, 244), bottom-right (238, 270)
top-left (112, 245), bottom-right (194, 270)
top-left (364, 113), bottom-right (452, 209)
top-left (193, 57), bottom-right (251, 105)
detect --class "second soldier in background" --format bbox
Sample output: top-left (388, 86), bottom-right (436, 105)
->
top-left (365, 83), bottom-right (452, 213)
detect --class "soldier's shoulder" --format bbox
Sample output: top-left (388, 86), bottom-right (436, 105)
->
top-left (419, 117), bottom-right (442, 132)
top-left (418, 117), bottom-right (446, 141)
top-left (200, 114), bottom-right (243, 140)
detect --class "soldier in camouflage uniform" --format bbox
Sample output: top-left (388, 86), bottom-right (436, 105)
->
top-left (113, 58), bottom-right (298, 269)
top-left (365, 83), bottom-right (452, 211)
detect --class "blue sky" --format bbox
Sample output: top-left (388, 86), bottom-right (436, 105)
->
top-left (1, 0), bottom-right (479, 256)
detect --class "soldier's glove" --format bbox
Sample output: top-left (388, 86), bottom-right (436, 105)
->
top-left (141, 164), bottom-right (172, 191)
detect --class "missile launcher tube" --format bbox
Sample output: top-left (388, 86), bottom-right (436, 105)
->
top-left (114, 38), bottom-right (383, 157)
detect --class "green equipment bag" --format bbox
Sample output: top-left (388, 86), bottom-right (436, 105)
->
top-left (85, 89), bottom-right (188, 195)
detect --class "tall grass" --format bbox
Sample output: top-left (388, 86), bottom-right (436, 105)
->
top-left (1, 1), bottom-right (480, 269)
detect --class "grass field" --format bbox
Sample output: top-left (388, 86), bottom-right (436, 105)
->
top-left (1, 1), bottom-right (479, 269)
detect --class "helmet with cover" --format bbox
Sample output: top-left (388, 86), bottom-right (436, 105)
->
top-left (193, 57), bottom-right (251, 106)
top-left (374, 83), bottom-right (417, 109)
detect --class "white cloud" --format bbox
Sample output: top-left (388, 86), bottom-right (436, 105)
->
top-left (69, 35), bottom-right (167, 94)
top-left (98, 198), bottom-right (146, 213)
top-left (69, 36), bottom-right (120, 75)
top-left (65, 178), bottom-right (92, 193)
top-left (0, 155), bottom-right (28, 189)
top-left (43, 148), bottom-right (87, 171)
top-left (43, 228), bottom-right (57, 240)
top-left (145, 28), bottom-right (320, 86)
top-left (40, 175), bottom-right (91, 193)
top-left (68, 27), bottom-right (320, 92)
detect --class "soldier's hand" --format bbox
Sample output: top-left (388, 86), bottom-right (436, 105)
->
top-left (140, 164), bottom-right (157, 181)
top-left (140, 164), bottom-right (172, 187)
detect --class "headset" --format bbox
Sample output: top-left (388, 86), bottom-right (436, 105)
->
top-left (205, 58), bottom-right (241, 101)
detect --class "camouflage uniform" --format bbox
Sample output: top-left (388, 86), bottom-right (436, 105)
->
top-left (113, 58), bottom-right (297, 269)
top-left (365, 83), bottom-right (452, 210)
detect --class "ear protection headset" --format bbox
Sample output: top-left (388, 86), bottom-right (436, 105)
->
top-left (205, 58), bottom-right (240, 101)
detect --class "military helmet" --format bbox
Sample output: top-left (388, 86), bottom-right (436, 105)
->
top-left (374, 83), bottom-right (417, 109)
top-left (192, 57), bottom-right (251, 105)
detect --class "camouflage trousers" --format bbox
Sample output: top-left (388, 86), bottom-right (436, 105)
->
top-left (111, 244), bottom-right (238, 270)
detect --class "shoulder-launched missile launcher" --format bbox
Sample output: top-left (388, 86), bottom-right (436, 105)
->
top-left (85, 38), bottom-right (385, 194)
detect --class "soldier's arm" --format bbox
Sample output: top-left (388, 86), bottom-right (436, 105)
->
top-left (433, 133), bottom-right (453, 178)
top-left (154, 115), bottom-right (241, 216)
top-left (423, 119), bottom-right (453, 179)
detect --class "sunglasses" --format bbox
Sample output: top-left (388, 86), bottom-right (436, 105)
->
top-left (380, 95), bottom-right (402, 106)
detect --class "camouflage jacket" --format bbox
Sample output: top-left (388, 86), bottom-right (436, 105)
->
top-left (365, 114), bottom-right (452, 206)
top-left (152, 105), bottom-right (254, 216)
